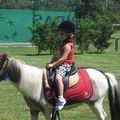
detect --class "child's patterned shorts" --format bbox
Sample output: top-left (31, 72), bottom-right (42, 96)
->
top-left (56, 64), bottom-right (71, 77)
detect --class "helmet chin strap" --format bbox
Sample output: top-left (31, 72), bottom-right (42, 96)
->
top-left (62, 33), bottom-right (74, 42)
top-left (69, 33), bottom-right (74, 38)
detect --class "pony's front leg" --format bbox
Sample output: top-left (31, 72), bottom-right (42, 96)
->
top-left (30, 109), bottom-right (39, 120)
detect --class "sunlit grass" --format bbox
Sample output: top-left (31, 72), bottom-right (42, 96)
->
top-left (0, 36), bottom-right (120, 120)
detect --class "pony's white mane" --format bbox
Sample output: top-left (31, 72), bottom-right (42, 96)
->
top-left (12, 59), bottom-right (44, 102)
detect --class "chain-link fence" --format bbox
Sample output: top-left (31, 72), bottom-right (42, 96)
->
top-left (0, 0), bottom-right (75, 43)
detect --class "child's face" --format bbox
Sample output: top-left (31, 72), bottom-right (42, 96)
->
top-left (59, 31), bottom-right (69, 40)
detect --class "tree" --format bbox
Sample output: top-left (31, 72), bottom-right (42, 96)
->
top-left (29, 18), bottom-right (61, 55)
top-left (75, 0), bottom-right (103, 19)
top-left (76, 18), bottom-right (95, 54)
top-left (108, 0), bottom-right (120, 23)
top-left (92, 16), bottom-right (113, 53)
top-left (75, 0), bottom-right (113, 53)
top-left (76, 16), bottom-right (113, 53)
top-left (29, 21), bottom-right (49, 54)
top-left (46, 18), bottom-right (61, 54)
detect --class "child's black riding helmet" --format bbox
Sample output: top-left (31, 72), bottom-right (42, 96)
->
top-left (58, 20), bottom-right (75, 34)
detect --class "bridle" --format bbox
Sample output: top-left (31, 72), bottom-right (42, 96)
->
top-left (0, 58), bottom-right (9, 81)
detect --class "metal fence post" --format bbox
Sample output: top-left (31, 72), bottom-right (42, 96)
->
top-left (115, 38), bottom-right (118, 51)
top-left (111, 37), bottom-right (119, 52)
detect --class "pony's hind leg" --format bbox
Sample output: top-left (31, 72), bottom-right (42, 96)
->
top-left (30, 109), bottom-right (39, 120)
top-left (89, 97), bottom-right (107, 120)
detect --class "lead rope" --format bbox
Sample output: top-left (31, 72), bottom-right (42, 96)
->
top-left (51, 108), bottom-right (61, 120)
top-left (55, 110), bottom-right (61, 120)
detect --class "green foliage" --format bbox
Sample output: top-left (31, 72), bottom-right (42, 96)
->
top-left (76, 16), bottom-right (113, 53)
top-left (29, 21), bottom-right (49, 54)
top-left (0, 0), bottom-right (69, 10)
top-left (46, 19), bottom-right (61, 54)
top-left (75, 0), bottom-right (114, 54)
top-left (76, 18), bottom-right (95, 54)
top-left (30, 17), bottom-right (113, 54)
top-left (28, 0), bottom-right (118, 54)
top-left (109, 12), bottom-right (120, 24)
top-left (92, 16), bottom-right (113, 53)
top-left (0, 0), bottom-right (32, 9)
top-left (29, 18), bottom-right (61, 55)
top-left (75, 0), bottom-right (103, 19)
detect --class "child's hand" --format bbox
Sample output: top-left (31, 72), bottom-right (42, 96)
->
top-left (46, 63), bottom-right (53, 69)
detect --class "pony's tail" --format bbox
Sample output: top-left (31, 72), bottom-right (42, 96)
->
top-left (105, 73), bottom-right (120, 120)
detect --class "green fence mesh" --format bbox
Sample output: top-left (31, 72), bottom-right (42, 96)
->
top-left (0, 0), bottom-right (76, 43)
top-left (0, 9), bottom-right (74, 43)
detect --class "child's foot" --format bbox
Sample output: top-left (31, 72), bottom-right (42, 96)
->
top-left (55, 96), bottom-right (66, 110)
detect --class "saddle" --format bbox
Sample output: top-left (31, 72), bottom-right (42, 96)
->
top-left (44, 68), bottom-right (93, 105)
top-left (47, 62), bottom-right (77, 96)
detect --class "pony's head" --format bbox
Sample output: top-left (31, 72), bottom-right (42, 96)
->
top-left (0, 54), bottom-right (9, 82)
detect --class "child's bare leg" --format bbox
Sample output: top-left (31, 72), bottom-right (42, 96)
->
top-left (43, 68), bottom-right (50, 88)
top-left (55, 74), bottom-right (64, 96)
top-left (55, 74), bottom-right (66, 110)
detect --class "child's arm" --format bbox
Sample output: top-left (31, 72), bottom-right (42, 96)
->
top-left (47, 44), bottom-right (71, 68)
top-left (50, 54), bottom-right (59, 63)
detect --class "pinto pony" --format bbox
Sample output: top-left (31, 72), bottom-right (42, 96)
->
top-left (0, 54), bottom-right (120, 120)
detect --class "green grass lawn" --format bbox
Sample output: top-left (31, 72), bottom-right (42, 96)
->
top-left (0, 39), bottom-right (120, 120)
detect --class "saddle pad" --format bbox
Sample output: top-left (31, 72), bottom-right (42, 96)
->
top-left (64, 68), bottom-right (93, 105)
top-left (44, 68), bottom-right (93, 105)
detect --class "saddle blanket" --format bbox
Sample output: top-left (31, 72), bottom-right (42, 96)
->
top-left (44, 68), bottom-right (93, 105)
top-left (64, 68), bottom-right (93, 105)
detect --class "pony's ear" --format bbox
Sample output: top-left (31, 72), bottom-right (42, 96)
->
top-left (3, 53), bottom-right (8, 58)
top-left (0, 54), bottom-right (8, 69)
top-left (1, 53), bottom-right (8, 61)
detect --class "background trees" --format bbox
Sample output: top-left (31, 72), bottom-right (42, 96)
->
top-left (29, 21), bottom-right (49, 54)
top-left (76, 18), bottom-right (95, 54)
top-left (29, 19), bottom-right (61, 54)
top-left (30, 0), bottom-right (118, 54)
top-left (75, 0), bottom-right (114, 53)
top-left (92, 16), bottom-right (113, 53)
top-left (1, 0), bottom-right (119, 54)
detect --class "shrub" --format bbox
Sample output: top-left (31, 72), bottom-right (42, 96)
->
top-left (29, 18), bottom-right (61, 55)
top-left (76, 18), bottom-right (95, 54)
top-left (92, 16), bottom-right (113, 53)
top-left (29, 21), bottom-right (49, 54)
